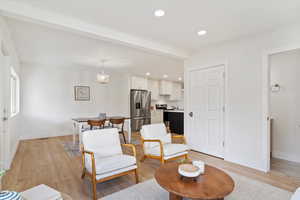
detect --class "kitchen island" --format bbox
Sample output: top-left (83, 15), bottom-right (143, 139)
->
top-left (163, 110), bottom-right (184, 134)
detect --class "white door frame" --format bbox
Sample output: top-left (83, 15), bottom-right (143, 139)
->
top-left (185, 62), bottom-right (228, 158)
top-left (262, 45), bottom-right (300, 172)
top-left (0, 55), bottom-right (10, 170)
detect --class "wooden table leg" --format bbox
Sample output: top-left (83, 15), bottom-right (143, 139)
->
top-left (126, 119), bottom-right (131, 143)
top-left (73, 122), bottom-right (77, 146)
top-left (169, 193), bottom-right (182, 200)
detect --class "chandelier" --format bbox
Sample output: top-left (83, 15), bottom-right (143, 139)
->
top-left (97, 60), bottom-right (110, 84)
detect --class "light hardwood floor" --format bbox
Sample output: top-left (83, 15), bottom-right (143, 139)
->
top-left (271, 158), bottom-right (300, 182)
top-left (3, 134), bottom-right (300, 200)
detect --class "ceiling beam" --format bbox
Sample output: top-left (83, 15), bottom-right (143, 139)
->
top-left (0, 1), bottom-right (190, 59)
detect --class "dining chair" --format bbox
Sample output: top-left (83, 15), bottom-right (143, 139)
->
top-left (140, 123), bottom-right (189, 164)
top-left (81, 128), bottom-right (138, 200)
top-left (109, 118), bottom-right (126, 143)
top-left (87, 119), bottom-right (106, 130)
top-left (99, 113), bottom-right (112, 128)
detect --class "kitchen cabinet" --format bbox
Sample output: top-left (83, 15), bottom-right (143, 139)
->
top-left (131, 77), bottom-right (183, 101)
top-left (159, 80), bottom-right (173, 95)
top-left (163, 111), bottom-right (184, 134)
top-left (148, 79), bottom-right (159, 100)
top-left (131, 76), bottom-right (148, 90)
top-left (169, 82), bottom-right (182, 101)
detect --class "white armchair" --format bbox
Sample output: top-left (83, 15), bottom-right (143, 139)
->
top-left (81, 128), bottom-right (138, 200)
top-left (291, 188), bottom-right (300, 200)
top-left (140, 123), bottom-right (189, 164)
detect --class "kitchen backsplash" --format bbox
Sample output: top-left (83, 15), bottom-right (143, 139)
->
top-left (151, 95), bottom-right (184, 109)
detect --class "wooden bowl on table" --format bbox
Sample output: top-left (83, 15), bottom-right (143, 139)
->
top-left (178, 164), bottom-right (201, 180)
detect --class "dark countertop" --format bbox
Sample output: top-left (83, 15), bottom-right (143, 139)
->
top-left (163, 110), bottom-right (184, 113)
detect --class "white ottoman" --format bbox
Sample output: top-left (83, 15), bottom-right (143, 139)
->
top-left (21, 184), bottom-right (63, 200)
top-left (291, 188), bottom-right (300, 200)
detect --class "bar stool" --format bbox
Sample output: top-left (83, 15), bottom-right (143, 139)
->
top-left (109, 118), bottom-right (126, 143)
top-left (87, 119), bottom-right (106, 130)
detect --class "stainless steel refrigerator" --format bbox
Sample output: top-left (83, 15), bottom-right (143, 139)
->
top-left (130, 89), bottom-right (151, 132)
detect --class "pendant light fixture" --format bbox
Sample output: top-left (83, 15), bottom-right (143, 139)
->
top-left (97, 60), bottom-right (110, 84)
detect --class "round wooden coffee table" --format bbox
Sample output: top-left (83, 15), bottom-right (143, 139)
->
top-left (61, 193), bottom-right (72, 200)
top-left (155, 162), bottom-right (234, 200)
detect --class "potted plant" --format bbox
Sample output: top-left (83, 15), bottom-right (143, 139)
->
top-left (0, 169), bottom-right (5, 190)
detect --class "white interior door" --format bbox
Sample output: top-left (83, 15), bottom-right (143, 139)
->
top-left (0, 55), bottom-right (9, 170)
top-left (188, 65), bottom-right (225, 158)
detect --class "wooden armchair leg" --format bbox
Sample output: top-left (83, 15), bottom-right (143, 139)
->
top-left (140, 155), bottom-right (146, 162)
top-left (184, 154), bottom-right (188, 160)
top-left (81, 168), bottom-right (86, 179)
top-left (134, 169), bottom-right (139, 183)
top-left (92, 178), bottom-right (97, 200)
top-left (121, 132), bottom-right (127, 144)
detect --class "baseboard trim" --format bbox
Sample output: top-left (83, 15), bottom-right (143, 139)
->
top-left (272, 150), bottom-right (300, 163)
top-left (190, 149), bottom-right (267, 172)
top-left (20, 131), bottom-right (73, 141)
top-left (190, 149), bottom-right (224, 160)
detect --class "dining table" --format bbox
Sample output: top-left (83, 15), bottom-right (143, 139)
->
top-left (72, 116), bottom-right (131, 148)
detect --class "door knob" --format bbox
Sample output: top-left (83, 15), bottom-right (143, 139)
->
top-left (189, 112), bottom-right (193, 117)
top-left (2, 109), bottom-right (8, 121)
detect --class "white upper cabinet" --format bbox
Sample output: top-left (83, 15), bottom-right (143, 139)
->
top-left (169, 82), bottom-right (182, 101)
top-left (148, 79), bottom-right (159, 100)
top-left (130, 76), bottom-right (182, 101)
top-left (159, 80), bottom-right (173, 95)
top-left (131, 76), bottom-right (148, 90)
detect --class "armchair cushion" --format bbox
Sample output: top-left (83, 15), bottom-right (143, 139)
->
top-left (291, 188), bottom-right (300, 200)
top-left (141, 123), bottom-right (171, 149)
top-left (96, 165), bottom-right (137, 180)
top-left (146, 143), bottom-right (189, 157)
top-left (82, 128), bottom-right (122, 157)
top-left (85, 154), bottom-right (136, 175)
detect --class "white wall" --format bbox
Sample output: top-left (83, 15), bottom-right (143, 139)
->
top-left (0, 16), bottom-right (21, 168)
top-left (185, 23), bottom-right (300, 171)
top-left (21, 63), bottom-right (130, 139)
top-left (270, 49), bottom-right (300, 163)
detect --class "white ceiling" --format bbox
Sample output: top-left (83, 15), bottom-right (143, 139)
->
top-left (6, 18), bottom-right (184, 81)
top-left (2, 0), bottom-right (300, 82)
top-left (3, 0), bottom-right (300, 53)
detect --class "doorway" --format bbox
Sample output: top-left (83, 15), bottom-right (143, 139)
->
top-left (269, 48), bottom-right (300, 181)
top-left (0, 55), bottom-right (9, 170)
top-left (186, 64), bottom-right (226, 158)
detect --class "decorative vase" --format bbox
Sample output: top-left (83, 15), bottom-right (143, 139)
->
top-left (0, 191), bottom-right (23, 200)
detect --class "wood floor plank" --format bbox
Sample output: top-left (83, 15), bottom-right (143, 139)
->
top-left (2, 134), bottom-right (300, 200)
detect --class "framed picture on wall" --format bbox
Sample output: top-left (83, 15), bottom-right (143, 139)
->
top-left (74, 86), bottom-right (90, 101)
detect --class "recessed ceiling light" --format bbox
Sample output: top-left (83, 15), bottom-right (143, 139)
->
top-left (163, 74), bottom-right (168, 78)
top-left (146, 72), bottom-right (151, 76)
top-left (197, 30), bottom-right (207, 36)
top-left (178, 77), bottom-right (182, 81)
top-left (154, 9), bottom-right (165, 17)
